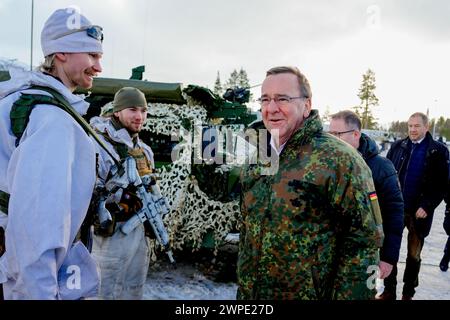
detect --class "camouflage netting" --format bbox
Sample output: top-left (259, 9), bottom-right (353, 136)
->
top-left (143, 103), bottom-right (240, 256)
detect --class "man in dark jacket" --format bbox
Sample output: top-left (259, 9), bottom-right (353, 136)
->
top-left (440, 172), bottom-right (450, 272)
top-left (386, 112), bottom-right (449, 299)
top-left (329, 110), bottom-right (404, 282)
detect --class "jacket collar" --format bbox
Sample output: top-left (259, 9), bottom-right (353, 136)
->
top-left (90, 116), bottom-right (142, 149)
top-left (400, 131), bottom-right (434, 150)
top-left (358, 132), bottom-right (379, 160)
top-left (282, 109), bottom-right (322, 158)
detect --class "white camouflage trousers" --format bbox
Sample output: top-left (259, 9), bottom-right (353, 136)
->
top-left (91, 223), bottom-right (150, 300)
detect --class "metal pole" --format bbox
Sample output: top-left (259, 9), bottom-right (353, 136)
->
top-left (433, 120), bottom-right (436, 139)
top-left (432, 99), bottom-right (438, 139)
top-left (30, 0), bottom-right (34, 71)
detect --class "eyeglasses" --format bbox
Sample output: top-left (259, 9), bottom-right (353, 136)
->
top-left (328, 129), bottom-right (355, 137)
top-left (257, 95), bottom-right (306, 107)
top-left (52, 25), bottom-right (104, 42)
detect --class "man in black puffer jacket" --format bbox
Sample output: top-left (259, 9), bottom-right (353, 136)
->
top-left (386, 112), bottom-right (449, 300)
top-left (440, 206), bottom-right (450, 271)
top-left (440, 169), bottom-right (450, 272)
top-left (330, 111), bottom-right (404, 297)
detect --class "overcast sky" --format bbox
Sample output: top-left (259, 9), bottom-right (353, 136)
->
top-left (1, 0), bottom-right (450, 127)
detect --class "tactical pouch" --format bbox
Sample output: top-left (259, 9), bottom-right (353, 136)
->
top-left (115, 189), bottom-right (143, 221)
top-left (128, 148), bottom-right (152, 176)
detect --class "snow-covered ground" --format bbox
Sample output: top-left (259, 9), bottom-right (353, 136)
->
top-left (144, 260), bottom-right (237, 300)
top-left (144, 248), bottom-right (238, 300)
top-left (377, 201), bottom-right (450, 300)
top-left (144, 202), bottom-right (450, 300)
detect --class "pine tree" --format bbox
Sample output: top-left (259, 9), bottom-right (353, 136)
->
top-left (237, 68), bottom-right (250, 88)
top-left (224, 67), bottom-right (251, 90)
top-left (442, 118), bottom-right (450, 140)
top-left (355, 69), bottom-right (379, 129)
top-left (353, 104), bottom-right (363, 119)
top-left (322, 106), bottom-right (332, 123)
top-left (222, 68), bottom-right (253, 100)
top-left (389, 120), bottom-right (408, 138)
top-left (437, 116), bottom-right (446, 136)
top-left (225, 69), bottom-right (239, 89)
top-left (213, 71), bottom-right (223, 96)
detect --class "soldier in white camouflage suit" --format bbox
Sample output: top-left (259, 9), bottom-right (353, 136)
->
top-left (90, 87), bottom-right (154, 299)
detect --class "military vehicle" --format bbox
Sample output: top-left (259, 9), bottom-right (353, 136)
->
top-left (0, 66), bottom-right (257, 255)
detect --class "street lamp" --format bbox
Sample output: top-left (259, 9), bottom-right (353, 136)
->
top-left (432, 99), bottom-right (438, 139)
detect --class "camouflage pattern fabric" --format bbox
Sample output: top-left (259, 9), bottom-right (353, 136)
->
top-left (128, 147), bottom-right (153, 176)
top-left (237, 110), bottom-right (383, 300)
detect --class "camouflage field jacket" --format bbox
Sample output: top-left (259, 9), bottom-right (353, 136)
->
top-left (237, 110), bottom-right (383, 300)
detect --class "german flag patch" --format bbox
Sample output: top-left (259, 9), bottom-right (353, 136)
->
top-left (368, 191), bottom-right (383, 226)
top-left (369, 191), bottom-right (378, 201)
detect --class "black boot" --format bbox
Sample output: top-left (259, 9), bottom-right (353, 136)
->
top-left (440, 253), bottom-right (450, 272)
top-left (377, 290), bottom-right (396, 300)
top-left (403, 257), bottom-right (421, 299)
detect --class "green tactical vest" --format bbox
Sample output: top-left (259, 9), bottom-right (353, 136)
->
top-left (0, 85), bottom-right (119, 214)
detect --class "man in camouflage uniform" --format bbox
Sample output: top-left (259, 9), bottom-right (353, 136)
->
top-left (237, 66), bottom-right (384, 300)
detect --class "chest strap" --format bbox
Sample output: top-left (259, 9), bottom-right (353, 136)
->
top-left (2, 85), bottom-right (124, 215)
top-left (0, 191), bottom-right (9, 214)
top-left (14, 85), bottom-right (120, 167)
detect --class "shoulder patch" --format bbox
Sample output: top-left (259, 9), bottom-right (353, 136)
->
top-left (368, 191), bottom-right (378, 201)
top-left (368, 191), bottom-right (383, 225)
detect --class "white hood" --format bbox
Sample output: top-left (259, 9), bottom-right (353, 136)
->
top-left (90, 116), bottom-right (137, 149)
top-left (0, 67), bottom-right (90, 116)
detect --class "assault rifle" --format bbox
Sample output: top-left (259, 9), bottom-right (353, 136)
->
top-left (98, 157), bottom-right (175, 266)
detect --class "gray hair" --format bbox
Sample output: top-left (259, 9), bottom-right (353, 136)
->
top-left (331, 110), bottom-right (362, 131)
top-left (409, 112), bottom-right (429, 126)
top-left (266, 66), bottom-right (312, 99)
